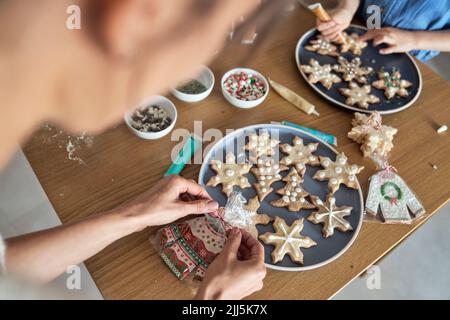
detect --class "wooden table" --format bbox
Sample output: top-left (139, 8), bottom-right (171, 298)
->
top-left (23, 7), bottom-right (450, 299)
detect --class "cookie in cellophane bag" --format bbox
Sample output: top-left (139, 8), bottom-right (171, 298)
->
top-left (347, 112), bottom-right (426, 224)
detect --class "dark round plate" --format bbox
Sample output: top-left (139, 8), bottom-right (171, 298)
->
top-left (295, 25), bottom-right (422, 114)
top-left (198, 124), bottom-right (364, 271)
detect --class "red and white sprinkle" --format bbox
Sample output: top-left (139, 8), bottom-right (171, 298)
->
top-left (223, 72), bottom-right (266, 101)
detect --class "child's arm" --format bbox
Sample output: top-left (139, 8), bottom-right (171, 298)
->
top-left (317, 0), bottom-right (360, 41)
top-left (361, 28), bottom-right (450, 55)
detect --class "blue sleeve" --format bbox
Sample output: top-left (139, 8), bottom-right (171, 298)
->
top-left (358, 0), bottom-right (450, 61)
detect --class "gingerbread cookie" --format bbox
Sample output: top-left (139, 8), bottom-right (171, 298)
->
top-left (308, 194), bottom-right (353, 238)
top-left (251, 157), bottom-right (289, 201)
top-left (339, 82), bottom-right (380, 109)
top-left (300, 59), bottom-right (342, 90)
top-left (372, 69), bottom-right (412, 99)
top-left (259, 217), bottom-right (316, 265)
top-left (244, 131), bottom-right (280, 160)
top-left (207, 152), bottom-right (252, 197)
top-left (339, 32), bottom-right (368, 55)
top-left (243, 196), bottom-right (272, 238)
top-left (305, 35), bottom-right (339, 57)
top-left (333, 56), bottom-right (373, 84)
top-left (271, 168), bottom-right (315, 212)
top-left (348, 112), bottom-right (398, 158)
top-left (313, 153), bottom-right (364, 194)
top-left (280, 136), bottom-right (320, 176)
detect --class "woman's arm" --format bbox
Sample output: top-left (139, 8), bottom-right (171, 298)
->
top-left (361, 28), bottom-right (450, 54)
top-left (4, 208), bottom-right (140, 283)
top-left (4, 175), bottom-right (218, 283)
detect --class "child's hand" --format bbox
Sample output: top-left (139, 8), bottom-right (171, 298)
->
top-left (316, 8), bottom-right (354, 41)
top-left (360, 28), bottom-right (418, 54)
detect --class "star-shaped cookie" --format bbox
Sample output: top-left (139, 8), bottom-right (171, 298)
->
top-left (333, 56), bottom-right (373, 84)
top-left (280, 136), bottom-right (320, 176)
top-left (339, 32), bottom-right (368, 55)
top-left (251, 157), bottom-right (289, 201)
top-left (300, 59), bottom-right (341, 90)
top-left (305, 35), bottom-right (339, 57)
top-left (308, 194), bottom-right (353, 238)
top-left (372, 69), bottom-right (413, 99)
top-left (259, 217), bottom-right (317, 265)
top-left (244, 131), bottom-right (279, 160)
top-left (242, 196), bottom-right (272, 238)
top-left (207, 153), bottom-right (252, 197)
top-left (313, 153), bottom-right (364, 194)
top-left (271, 168), bottom-right (315, 212)
top-left (339, 82), bottom-right (380, 109)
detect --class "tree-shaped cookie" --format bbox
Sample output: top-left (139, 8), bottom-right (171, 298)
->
top-left (251, 157), bottom-right (288, 201)
top-left (280, 136), bottom-right (320, 176)
top-left (372, 69), bottom-right (412, 99)
top-left (242, 196), bottom-right (272, 238)
top-left (244, 131), bottom-right (279, 160)
top-left (207, 153), bottom-right (252, 197)
top-left (339, 82), bottom-right (380, 109)
top-left (305, 35), bottom-right (339, 57)
top-left (339, 32), bottom-right (368, 55)
top-left (307, 194), bottom-right (353, 238)
top-left (300, 59), bottom-right (341, 90)
top-left (333, 56), bottom-right (373, 84)
top-left (271, 168), bottom-right (315, 212)
top-left (259, 217), bottom-right (317, 265)
top-left (313, 152), bottom-right (364, 194)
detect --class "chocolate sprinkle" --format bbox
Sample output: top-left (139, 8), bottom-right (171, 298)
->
top-left (131, 105), bottom-right (172, 133)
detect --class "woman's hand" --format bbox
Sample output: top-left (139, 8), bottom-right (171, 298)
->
top-left (196, 228), bottom-right (267, 300)
top-left (360, 28), bottom-right (418, 55)
top-left (122, 175), bottom-right (219, 231)
top-left (317, 8), bottom-right (354, 41)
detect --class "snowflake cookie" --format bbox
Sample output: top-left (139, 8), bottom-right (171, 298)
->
top-left (271, 168), bottom-right (315, 212)
top-left (307, 194), bottom-right (353, 238)
top-left (333, 56), bottom-right (373, 84)
top-left (251, 157), bottom-right (289, 202)
top-left (244, 131), bottom-right (280, 160)
top-left (339, 32), bottom-right (368, 55)
top-left (301, 59), bottom-right (342, 90)
top-left (313, 152), bottom-right (364, 194)
top-left (305, 35), bottom-right (339, 57)
top-left (339, 82), bottom-right (380, 109)
top-left (372, 69), bottom-right (413, 99)
top-left (207, 153), bottom-right (252, 197)
top-left (280, 136), bottom-right (320, 176)
top-left (259, 217), bottom-right (317, 265)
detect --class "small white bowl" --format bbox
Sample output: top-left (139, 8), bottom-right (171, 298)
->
top-left (171, 66), bottom-right (215, 103)
top-left (221, 68), bottom-right (269, 109)
top-left (124, 95), bottom-right (177, 140)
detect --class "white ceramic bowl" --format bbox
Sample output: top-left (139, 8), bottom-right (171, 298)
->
top-left (171, 66), bottom-right (215, 103)
top-left (221, 68), bottom-right (269, 109)
top-left (124, 95), bottom-right (177, 140)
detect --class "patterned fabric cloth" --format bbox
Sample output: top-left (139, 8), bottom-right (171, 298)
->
top-left (0, 233), bottom-right (6, 275)
top-left (358, 0), bottom-right (450, 61)
top-left (155, 216), bottom-right (227, 281)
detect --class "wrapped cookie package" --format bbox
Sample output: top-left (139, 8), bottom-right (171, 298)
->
top-left (348, 112), bottom-right (426, 225)
top-left (150, 192), bottom-right (254, 285)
